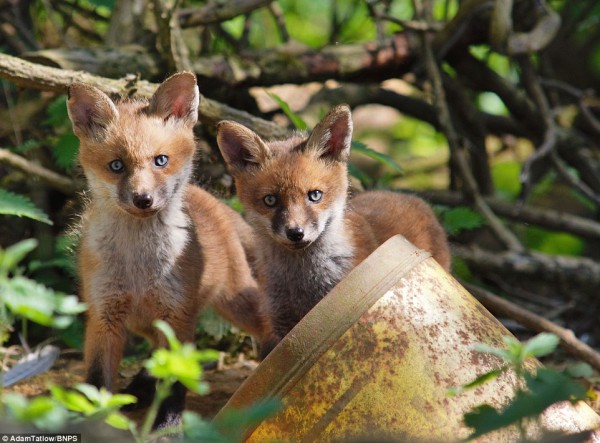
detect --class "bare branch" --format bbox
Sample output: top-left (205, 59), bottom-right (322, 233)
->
top-left (0, 53), bottom-right (288, 140)
top-left (413, 0), bottom-right (523, 252)
top-left (454, 244), bottom-right (600, 288)
top-left (0, 148), bottom-right (75, 195)
top-left (422, 189), bottom-right (600, 241)
top-left (179, 0), bottom-right (272, 28)
top-left (464, 282), bottom-right (600, 372)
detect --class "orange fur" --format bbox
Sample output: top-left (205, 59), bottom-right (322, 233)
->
top-left (69, 73), bottom-right (268, 428)
top-left (217, 105), bottom-right (451, 353)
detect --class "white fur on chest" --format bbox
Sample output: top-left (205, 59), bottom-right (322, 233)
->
top-left (261, 216), bottom-right (354, 301)
top-left (84, 202), bottom-right (190, 300)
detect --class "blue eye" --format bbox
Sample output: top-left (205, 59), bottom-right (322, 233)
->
top-left (155, 155), bottom-right (169, 167)
top-left (308, 190), bottom-right (323, 203)
top-left (263, 195), bottom-right (278, 207)
top-left (108, 159), bottom-right (124, 173)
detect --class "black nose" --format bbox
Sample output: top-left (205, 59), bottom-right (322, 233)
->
top-left (133, 193), bottom-right (153, 209)
top-left (286, 227), bottom-right (304, 242)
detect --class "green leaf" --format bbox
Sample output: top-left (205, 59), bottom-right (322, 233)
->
top-left (473, 343), bottom-right (513, 363)
top-left (3, 392), bottom-right (69, 431)
top-left (440, 206), bottom-right (485, 236)
top-left (105, 412), bottom-right (134, 430)
top-left (268, 93), bottom-right (307, 130)
top-left (53, 132), bottom-right (79, 172)
top-left (0, 238), bottom-right (38, 273)
top-left (43, 95), bottom-right (69, 127)
top-left (464, 404), bottom-right (504, 439)
top-left (565, 362), bottom-right (594, 379)
top-left (146, 321), bottom-right (219, 394)
top-left (351, 141), bottom-right (403, 173)
top-left (13, 139), bottom-right (42, 153)
top-left (447, 367), bottom-right (507, 396)
top-left (347, 163), bottom-right (372, 188)
top-left (183, 411), bottom-right (225, 442)
top-left (199, 308), bottom-right (237, 341)
top-left (3, 276), bottom-right (84, 328)
top-left (465, 368), bottom-right (588, 439)
top-left (153, 320), bottom-right (181, 351)
top-left (213, 398), bottom-right (282, 441)
top-left (0, 188), bottom-right (52, 225)
top-left (50, 384), bottom-right (96, 414)
top-left (522, 333), bottom-right (560, 359)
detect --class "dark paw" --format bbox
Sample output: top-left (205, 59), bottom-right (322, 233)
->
top-left (152, 381), bottom-right (186, 432)
top-left (120, 367), bottom-right (156, 411)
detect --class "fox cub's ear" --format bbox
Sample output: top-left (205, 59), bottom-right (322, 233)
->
top-left (216, 121), bottom-right (271, 174)
top-left (149, 72), bottom-right (199, 128)
top-left (305, 104), bottom-right (352, 162)
top-left (67, 83), bottom-right (119, 140)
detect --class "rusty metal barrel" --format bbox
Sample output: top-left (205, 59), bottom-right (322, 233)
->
top-left (215, 235), bottom-right (600, 442)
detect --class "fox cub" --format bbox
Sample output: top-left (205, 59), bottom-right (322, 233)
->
top-left (67, 72), bottom-right (268, 429)
top-left (217, 104), bottom-right (450, 354)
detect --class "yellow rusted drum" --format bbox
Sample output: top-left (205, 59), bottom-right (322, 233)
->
top-left (215, 235), bottom-right (600, 442)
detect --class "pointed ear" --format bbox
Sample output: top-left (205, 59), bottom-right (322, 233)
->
top-left (216, 121), bottom-right (272, 175)
top-left (148, 72), bottom-right (199, 128)
top-left (67, 83), bottom-right (119, 140)
top-left (305, 104), bottom-right (352, 162)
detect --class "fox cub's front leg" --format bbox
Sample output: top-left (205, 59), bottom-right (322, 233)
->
top-left (83, 302), bottom-right (129, 390)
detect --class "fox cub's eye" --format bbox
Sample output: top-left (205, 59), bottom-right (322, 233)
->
top-left (108, 159), bottom-right (124, 173)
top-left (308, 190), bottom-right (323, 203)
top-left (154, 155), bottom-right (169, 167)
top-left (263, 195), bottom-right (278, 207)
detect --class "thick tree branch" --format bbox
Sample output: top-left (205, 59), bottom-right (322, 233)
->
top-left (422, 189), bottom-right (600, 241)
top-left (0, 148), bottom-right (75, 195)
top-left (413, 0), bottom-right (523, 252)
top-left (24, 34), bottom-right (417, 88)
top-left (454, 244), bottom-right (600, 288)
top-left (464, 282), bottom-right (600, 372)
top-left (179, 0), bottom-right (272, 28)
top-left (0, 53), bottom-right (288, 140)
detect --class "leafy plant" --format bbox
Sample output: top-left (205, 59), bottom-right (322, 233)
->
top-left (50, 384), bottom-right (136, 430)
top-left (1, 392), bottom-right (70, 432)
top-left (184, 398), bottom-right (282, 443)
top-left (351, 140), bottom-right (403, 175)
top-left (268, 92), bottom-right (308, 130)
top-left (450, 333), bottom-right (589, 440)
top-left (438, 206), bottom-right (486, 236)
top-left (0, 239), bottom-right (86, 343)
top-left (0, 189), bottom-right (52, 225)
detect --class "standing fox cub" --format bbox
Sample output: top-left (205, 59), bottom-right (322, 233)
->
top-left (217, 104), bottom-right (450, 354)
top-left (67, 72), bottom-right (267, 429)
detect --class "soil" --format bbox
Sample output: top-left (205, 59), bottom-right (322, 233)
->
top-left (4, 353), bottom-right (257, 421)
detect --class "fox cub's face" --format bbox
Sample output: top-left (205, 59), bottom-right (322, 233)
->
top-left (217, 105), bottom-right (353, 250)
top-left (67, 73), bottom-right (199, 217)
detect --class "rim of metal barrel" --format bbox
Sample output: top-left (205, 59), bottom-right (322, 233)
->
top-left (215, 235), bottom-right (431, 416)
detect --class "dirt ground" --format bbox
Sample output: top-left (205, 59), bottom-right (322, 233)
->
top-left (5, 353), bottom-right (257, 420)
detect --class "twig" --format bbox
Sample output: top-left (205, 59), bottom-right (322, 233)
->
top-left (550, 150), bottom-right (600, 206)
top-left (267, 1), bottom-right (289, 42)
top-left (421, 189), bottom-right (600, 241)
top-left (413, 0), bottom-right (524, 252)
top-left (179, 0), bottom-right (272, 28)
top-left (0, 52), bottom-right (288, 140)
top-left (507, 1), bottom-right (561, 55)
top-left (0, 148), bottom-right (76, 195)
top-left (541, 78), bottom-right (600, 136)
top-left (454, 244), bottom-right (600, 288)
top-left (463, 282), bottom-right (600, 372)
top-left (376, 13), bottom-right (443, 32)
top-left (152, 0), bottom-right (193, 72)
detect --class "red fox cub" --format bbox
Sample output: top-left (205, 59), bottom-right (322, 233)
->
top-left (67, 72), bottom-right (268, 429)
top-left (217, 104), bottom-right (450, 355)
